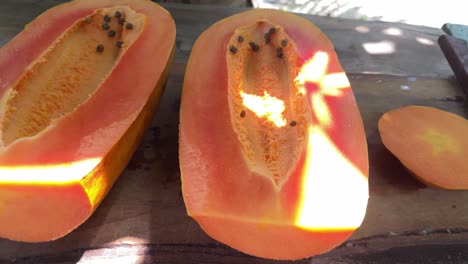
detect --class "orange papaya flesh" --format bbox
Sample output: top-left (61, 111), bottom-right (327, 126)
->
top-left (180, 9), bottom-right (369, 260)
top-left (379, 105), bottom-right (468, 189)
top-left (0, 0), bottom-right (175, 242)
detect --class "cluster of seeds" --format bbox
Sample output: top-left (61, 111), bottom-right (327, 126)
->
top-left (263, 27), bottom-right (276, 43)
top-left (231, 25), bottom-right (297, 127)
top-left (229, 26), bottom-right (288, 57)
top-left (248, 41), bottom-right (260, 52)
top-left (84, 10), bottom-right (134, 54)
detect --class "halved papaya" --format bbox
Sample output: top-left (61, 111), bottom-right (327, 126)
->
top-left (179, 9), bottom-right (369, 260)
top-left (379, 105), bottom-right (468, 189)
top-left (0, 0), bottom-right (175, 242)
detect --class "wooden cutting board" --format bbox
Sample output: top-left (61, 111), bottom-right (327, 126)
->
top-left (0, 63), bottom-right (466, 264)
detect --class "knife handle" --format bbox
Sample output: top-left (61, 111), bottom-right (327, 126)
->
top-left (438, 34), bottom-right (468, 96)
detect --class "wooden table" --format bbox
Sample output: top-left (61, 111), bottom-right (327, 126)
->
top-left (1, 1), bottom-right (467, 263)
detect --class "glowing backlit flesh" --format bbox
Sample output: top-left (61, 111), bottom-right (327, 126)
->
top-left (238, 50), bottom-right (368, 230)
top-left (293, 51), bottom-right (368, 230)
top-left (295, 127), bottom-right (368, 230)
top-left (0, 158), bottom-right (101, 185)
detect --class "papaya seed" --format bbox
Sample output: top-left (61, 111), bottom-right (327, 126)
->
top-left (249, 41), bottom-right (259, 51)
top-left (281, 39), bottom-right (288, 47)
top-left (125, 23), bottom-right (134, 30)
top-left (116, 41), bottom-right (124, 48)
top-left (237, 35), bottom-right (244, 43)
top-left (104, 14), bottom-right (111, 23)
top-left (114, 11), bottom-right (122, 18)
top-left (118, 18), bottom-right (125, 25)
top-left (229, 45), bottom-right (238, 54)
top-left (108, 30), bottom-right (116, 38)
top-left (102, 23), bottom-right (110, 30)
top-left (289, 120), bottom-right (297, 127)
top-left (264, 32), bottom-right (271, 44)
top-left (96, 44), bottom-right (104, 53)
top-left (240, 110), bottom-right (246, 118)
top-left (268, 27), bottom-right (276, 34)
top-left (84, 17), bottom-right (92, 23)
top-left (276, 47), bottom-right (283, 58)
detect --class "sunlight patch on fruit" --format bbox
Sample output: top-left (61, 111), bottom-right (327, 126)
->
top-left (295, 126), bottom-right (368, 230)
top-left (0, 158), bottom-right (101, 184)
top-left (296, 51), bottom-right (351, 128)
top-left (240, 90), bottom-right (286, 127)
top-left (296, 51), bottom-right (329, 84)
top-left (321, 73), bottom-right (351, 94)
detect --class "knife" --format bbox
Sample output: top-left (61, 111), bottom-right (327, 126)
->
top-left (438, 23), bottom-right (468, 96)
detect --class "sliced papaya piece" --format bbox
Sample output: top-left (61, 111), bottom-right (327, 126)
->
top-left (379, 105), bottom-right (468, 189)
top-left (179, 9), bottom-right (369, 260)
top-left (0, 0), bottom-right (175, 242)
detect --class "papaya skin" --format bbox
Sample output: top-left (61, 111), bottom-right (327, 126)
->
top-left (0, 0), bottom-right (175, 242)
top-left (180, 9), bottom-right (368, 260)
top-left (379, 105), bottom-right (468, 189)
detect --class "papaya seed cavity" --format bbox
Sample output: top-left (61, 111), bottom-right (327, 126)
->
top-left (226, 20), bottom-right (308, 187)
top-left (0, 7), bottom-right (145, 147)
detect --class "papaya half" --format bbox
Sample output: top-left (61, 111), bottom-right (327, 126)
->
top-left (179, 9), bottom-right (369, 260)
top-left (0, 0), bottom-right (175, 242)
top-left (379, 105), bottom-right (468, 189)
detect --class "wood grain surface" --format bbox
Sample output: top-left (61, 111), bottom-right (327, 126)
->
top-left (0, 1), bottom-right (467, 264)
